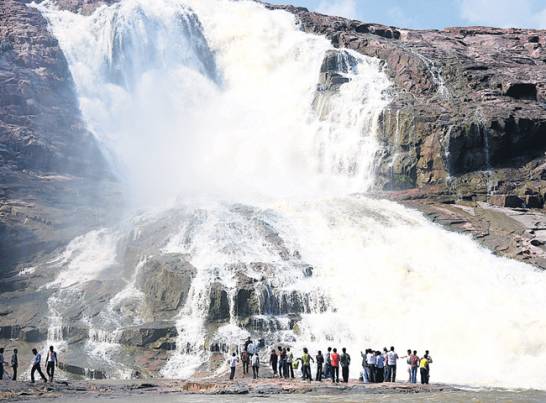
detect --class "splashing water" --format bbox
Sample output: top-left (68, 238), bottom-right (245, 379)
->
top-left (33, 0), bottom-right (546, 390)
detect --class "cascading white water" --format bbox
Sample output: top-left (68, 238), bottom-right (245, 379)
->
top-left (33, 0), bottom-right (546, 390)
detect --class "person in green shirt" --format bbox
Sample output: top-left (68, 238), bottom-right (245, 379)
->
top-left (340, 347), bottom-right (351, 383)
top-left (297, 347), bottom-right (314, 381)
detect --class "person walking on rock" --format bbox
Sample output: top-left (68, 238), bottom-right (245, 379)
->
top-left (30, 348), bottom-right (47, 383)
top-left (315, 350), bottom-right (324, 381)
top-left (287, 348), bottom-right (295, 379)
top-left (46, 346), bottom-right (58, 382)
top-left (386, 346), bottom-right (399, 382)
top-left (324, 347), bottom-right (332, 380)
top-left (374, 351), bottom-right (385, 383)
top-left (298, 347), bottom-right (314, 381)
top-left (11, 349), bottom-right (18, 381)
top-left (340, 347), bottom-right (351, 383)
top-left (270, 349), bottom-right (278, 377)
top-left (228, 352), bottom-right (238, 380)
top-left (330, 348), bottom-right (340, 383)
top-left (251, 352), bottom-right (260, 379)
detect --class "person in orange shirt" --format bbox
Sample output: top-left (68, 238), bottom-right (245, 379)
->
top-left (330, 348), bottom-right (340, 383)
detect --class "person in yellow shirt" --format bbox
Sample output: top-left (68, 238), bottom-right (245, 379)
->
top-left (419, 356), bottom-right (429, 384)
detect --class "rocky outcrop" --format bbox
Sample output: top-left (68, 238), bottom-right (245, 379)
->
top-left (136, 254), bottom-right (196, 322)
top-left (0, 0), bottom-right (117, 273)
top-left (269, 4), bottom-right (546, 205)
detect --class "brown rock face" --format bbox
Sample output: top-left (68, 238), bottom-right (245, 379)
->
top-left (268, 4), bottom-right (546, 202)
top-left (0, 0), bottom-right (117, 272)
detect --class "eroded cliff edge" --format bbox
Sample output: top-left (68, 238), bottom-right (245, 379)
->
top-left (0, 0), bottom-right (118, 273)
top-left (268, 4), bottom-right (546, 269)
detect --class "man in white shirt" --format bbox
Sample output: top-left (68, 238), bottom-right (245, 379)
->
top-left (228, 352), bottom-right (239, 380)
top-left (46, 346), bottom-right (58, 382)
top-left (386, 346), bottom-right (399, 382)
top-left (30, 348), bottom-right (47, 383)
top-left (251, 353), bottom-right (260, 379)
top-left (365, 349), bottom-right (376, 383)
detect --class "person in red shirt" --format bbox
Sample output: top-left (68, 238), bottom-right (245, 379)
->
top-left (330, 348), bottom-right (340, 383)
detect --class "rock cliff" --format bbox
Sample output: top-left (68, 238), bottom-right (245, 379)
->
top-left (0, 0), bottom-right (118, 273)
top-left (269, 4), bottom-right (546, 203)
top-left (1, 0), bottom-right (546, 379)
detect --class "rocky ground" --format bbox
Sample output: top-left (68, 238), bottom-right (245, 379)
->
top-left (0, 377), bottom-right (456, 401)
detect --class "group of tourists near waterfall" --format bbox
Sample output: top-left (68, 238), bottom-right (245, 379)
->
top-left (230, 338), bottom-right (434, 385)
top-left (0, 345), bottom-right (58, 383)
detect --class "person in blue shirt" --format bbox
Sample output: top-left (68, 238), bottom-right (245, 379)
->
top-left (30, 348), bottom-right (47, 383)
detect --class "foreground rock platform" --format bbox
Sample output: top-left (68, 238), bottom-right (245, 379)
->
top-left (0, 378), bottom-right (457, 401)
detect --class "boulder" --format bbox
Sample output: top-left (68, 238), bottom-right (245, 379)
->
top-left (207, 282), bottom-right (230, 322)
top-left (136, 254), bottom-right (196, 321)
top-left (525, 195), bottom-right (543, 208)
top-left (118, 322), bottom-right (177, 347)
top-left (489, 195), bottom-right (525, 208)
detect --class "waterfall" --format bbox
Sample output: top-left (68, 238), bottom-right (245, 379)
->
top-left (33, 0), bottom-right (546, 390)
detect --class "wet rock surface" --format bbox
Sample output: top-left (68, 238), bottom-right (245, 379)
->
top-left (382, 188), bottom-right (546, 269)
top-left (0, 377), bottom-right (459, 401)
top-left (0, 0), bottom-right (118, 272)
top-left (269, 3), bottom-right (546, 199)
top-left (136, 254), bottom-right (196, 321)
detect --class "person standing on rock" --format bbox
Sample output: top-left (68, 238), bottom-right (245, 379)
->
top-left (269, 349), bottom-right (278, 377)
top-left (340, 347), bottom-right (351, 383)
top-left (244, 337), bottom-right (252, 353)
top-left (360, 350), bottom-right (368, 383)
top-left (315, 350), bottom-right (324, 381)
top-left (365, 348), bottom-right (376, 383)
top-left (228, 352), bottom-right (238, 380)
top-left (409, 350), bottom-right (419, 384)
top-left (30, 348), bottom-right (47, 383)
top-left (401, 349), bottom-right (412, 382)
top-left (11, 349), bottom-right (18, 381)
top-left (324, 347), bottom-right (332, 380)
top-left (287, 348), bottom-right (295, 379)
top-left (282, 348), bottom-right (289, 379)
top-left (386, 346), bottom-right (399, 382)
top-left (277, 346), bottom-right (284, 378)
top-left (419, 355), bottom-right (429, 384)
top-left (241, 349), bottom-right (250, 376)
top-left (251, 352), bottom-right (260, 379)
top-left (247, 340), bottom-right (256, 358)
top-left (330, 348), bottom-right (340, 383)
top-left (46, 346), bottom-right (58, 382)
top-left (374, 351), bottom-right (385, 383)
top-left (0, 347), bottom-right (5, 380)
top-left (382, 347), bottom-right (390, 383)
top-left (424, 350), bottom-right (433, 383)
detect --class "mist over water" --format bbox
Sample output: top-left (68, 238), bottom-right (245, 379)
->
top-left (34, 0), bottom-right (546, 390)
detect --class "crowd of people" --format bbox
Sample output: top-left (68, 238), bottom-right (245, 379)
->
top-left (0, 346), bottom-right (58, 383)
top-left (231, 338), bottom-right (434, 385)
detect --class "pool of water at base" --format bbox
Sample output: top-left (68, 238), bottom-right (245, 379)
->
top-left (38, 389), bottom-right (546, 403)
